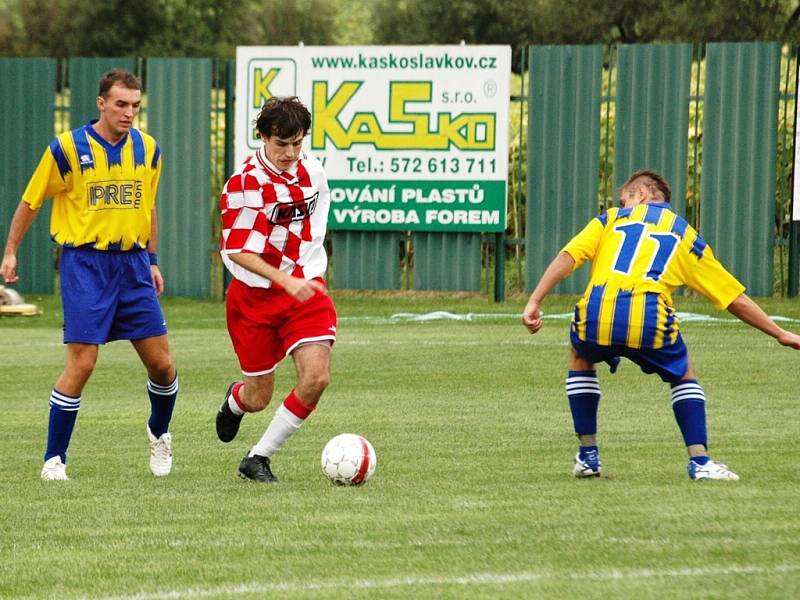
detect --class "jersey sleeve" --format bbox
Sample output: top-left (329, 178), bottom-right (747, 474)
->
top-left (561, 212), bottom-right (609, 271)
top-left (21, 144), bottom-right (69, 210)
top-left (680, 233), bottom-right (746, 309)
top-left (219, 172), bottom-right (268, 256)
top-left (150, 143), bottom-right (162, 204)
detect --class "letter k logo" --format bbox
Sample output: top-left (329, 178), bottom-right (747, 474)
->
top-left (252, 67), bottom-right (280, 108)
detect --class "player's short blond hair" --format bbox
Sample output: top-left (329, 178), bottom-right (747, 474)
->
top-left (620, 169), bottom-right (672, 203)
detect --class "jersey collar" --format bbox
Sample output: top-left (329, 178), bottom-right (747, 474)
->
top-left (255, 146), bottom-right (299, 184)
top-left (85, 120), bottom-right (130, 150)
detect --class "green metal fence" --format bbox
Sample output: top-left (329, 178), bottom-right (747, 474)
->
top-left (0, 58), bottom-right (56, 294)
top-left (613, 43), bottom-right (693, 219)
top-left (1, 44), bottom-right (798, 299)
top-left (523, 41), bottom-right (797, 299)
top-left (147, 58), bottom-right (213, 298)
top-left (701, 42), bottom-right (780, 297)
top-left (526, 45), bottom-right (602, 295)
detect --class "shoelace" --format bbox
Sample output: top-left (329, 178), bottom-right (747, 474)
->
top-left (151, 437), bottom-right (172, 460)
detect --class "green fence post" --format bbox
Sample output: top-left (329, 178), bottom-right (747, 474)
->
top-left (222, 58), bottom-right (236, 294)
top-left (494, 232), bottom-right (505, 302)
top-left (790, 221), bottom-right (799, 296)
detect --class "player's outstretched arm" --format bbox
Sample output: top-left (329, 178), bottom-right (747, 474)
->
top-left (727, 293), bottom-right (800, 349)
top-left (522, 252), bottom-right (576, 334)
top-left (1, 201), bottom-right (39, 283)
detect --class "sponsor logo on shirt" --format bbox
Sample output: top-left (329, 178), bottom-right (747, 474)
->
top-left (86, 180), bottom-right (143, 210)
top-left (79, 154), bottom-right (93, 167)
top-left (270, 192), bottom-right (318, 224)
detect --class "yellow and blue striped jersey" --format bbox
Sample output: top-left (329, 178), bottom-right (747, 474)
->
top-left (562, 203), bottom-right (745, 349)
top-left (22, 121), bottom-right (162, 251)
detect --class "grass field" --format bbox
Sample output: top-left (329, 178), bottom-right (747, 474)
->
top-left (2, 292), bottom-right (800, 599)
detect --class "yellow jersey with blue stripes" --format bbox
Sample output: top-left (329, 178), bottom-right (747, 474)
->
top-left (22, 121), bottom-right (162, 251)
top-left (562, 202), bottom-right (745, 349)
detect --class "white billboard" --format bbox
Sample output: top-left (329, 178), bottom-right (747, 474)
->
top-left (235, 45), bottom-right (511, 231)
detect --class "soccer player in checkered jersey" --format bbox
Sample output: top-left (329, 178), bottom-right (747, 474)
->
top-left (1, 69), bottom-right (178, 481)
top-left (216, 96), bottom-right (337, 483)
top-left (522, 169), bottom-right (800, 481)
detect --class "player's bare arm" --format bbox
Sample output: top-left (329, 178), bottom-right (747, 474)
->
top-left (227, 252), bottom-right (325, 301)
top-left (522, 252), bottom-right (576, 334)
top-left (727, 293), bottom-right (800, 349)
top-left (1, 201), bottom-right (39, 283)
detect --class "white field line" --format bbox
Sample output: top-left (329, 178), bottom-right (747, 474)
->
top-left (90, 563), bottom-right (800, 600)
top-left (337, 311), bottom-right (800, 324)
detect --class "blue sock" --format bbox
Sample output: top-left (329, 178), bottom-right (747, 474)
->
top-left (147, 374), bottom-right (178, 438)
top-left (45, 389), bottom-right (80, 463)
top-left (690, 455), bottom-right (710, 465)
top-left (670, 379), bottom-right (708, 448)
top-left (579, 445), bottom-right (599, 460)
top-left (566, 370), bottom-right (601, 435)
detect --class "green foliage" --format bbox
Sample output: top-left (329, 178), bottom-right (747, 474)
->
top-left (4, 0), bottom-right (800, 57)
top-left (2, 296), bottom-right (800, 597)
top-left (0, 0), bottom-right (344, 57)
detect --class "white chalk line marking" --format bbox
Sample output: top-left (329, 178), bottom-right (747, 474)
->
top-left (88, 563), bottom-right (800, 600)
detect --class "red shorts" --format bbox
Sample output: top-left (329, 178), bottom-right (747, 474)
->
top-left (226, 278), bottom-right (337, 375)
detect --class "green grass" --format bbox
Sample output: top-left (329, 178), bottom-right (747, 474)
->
top-left (1, 293), bottom-right (800, 599)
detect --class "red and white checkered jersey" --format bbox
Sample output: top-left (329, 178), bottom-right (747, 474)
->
top-left (220, 147), bottom-right (330, 288)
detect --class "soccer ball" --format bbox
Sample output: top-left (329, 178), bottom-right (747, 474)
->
top-left (321, 433), bottom-right (377, 486)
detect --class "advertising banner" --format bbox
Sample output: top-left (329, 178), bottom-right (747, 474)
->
top-left (235, 45), bottom-right (511, 231)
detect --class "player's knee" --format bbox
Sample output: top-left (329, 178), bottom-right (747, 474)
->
top-left (72, 357), bottom-right (97, 379)
top-left (243, 380), bottom-right (273, 412)
top-left (303, 370), bottom-right (330, 396)
top-left (68, 348), bottom-right (98, 378)
top-left (247, 390), bottom-right (272, 412)
top-left (147, 357), bottom-right (175, 383)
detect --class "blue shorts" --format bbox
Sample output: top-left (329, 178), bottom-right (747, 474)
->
top-left (570, 330), bottom-right (689, 383)
top-left (60, 247), bottom-right (167, 344)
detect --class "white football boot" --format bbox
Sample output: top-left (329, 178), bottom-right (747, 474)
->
top-left (687, 458), bottom-right (739, 481)
top-left (573, 449), bottom-right (602, 478)
top-left (148, 427), bottom-right (173, 476)
top-left (41, 456), bottom-right (69, 481)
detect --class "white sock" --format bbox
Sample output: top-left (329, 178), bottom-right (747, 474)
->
top-left (228, 394), bottom-right (244, 416)
top-left (250, 404), bottom-right (304, 458)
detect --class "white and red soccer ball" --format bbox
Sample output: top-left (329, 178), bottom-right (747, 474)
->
top-left (321, 433), bottom-right (377, 486)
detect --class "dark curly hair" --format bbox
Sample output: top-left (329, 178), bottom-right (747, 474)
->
top-left (255, 96), bottom-right (311, 139)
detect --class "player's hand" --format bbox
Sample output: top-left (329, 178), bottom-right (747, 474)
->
top-left (151, 265), bottom-right (164, 296)
top-left (283, 276), bottom-right (325, 302)
top-left (776, 330), bottom-right (800, 350)
top-left (522, 298), bottom-right (543, 334)
top-left (0, 254), bottom-right (18, 283)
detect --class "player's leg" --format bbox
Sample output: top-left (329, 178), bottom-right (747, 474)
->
top-left (132, 334), bottom-right (178, 434)
top-left (228, 372), bottom-right (280, 482)
top-left (112, 251), bottom-right (176, 475)
top-left (240, 343), bottom-right (331, 483)
top-left (132, 334), bottom-right (178, 476)
top-left (670, 358), bottom-right (738, 481)
top-left (217, 372), bottom-right (276, 444)
top-left (42, 343), bottom-right (99, 480)
top-left (43, 247), bottom-right (114, 480)
top-left (217, 279), bottom-right (282, 443)
top-left (568, 346), bottom-right (602, 477)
